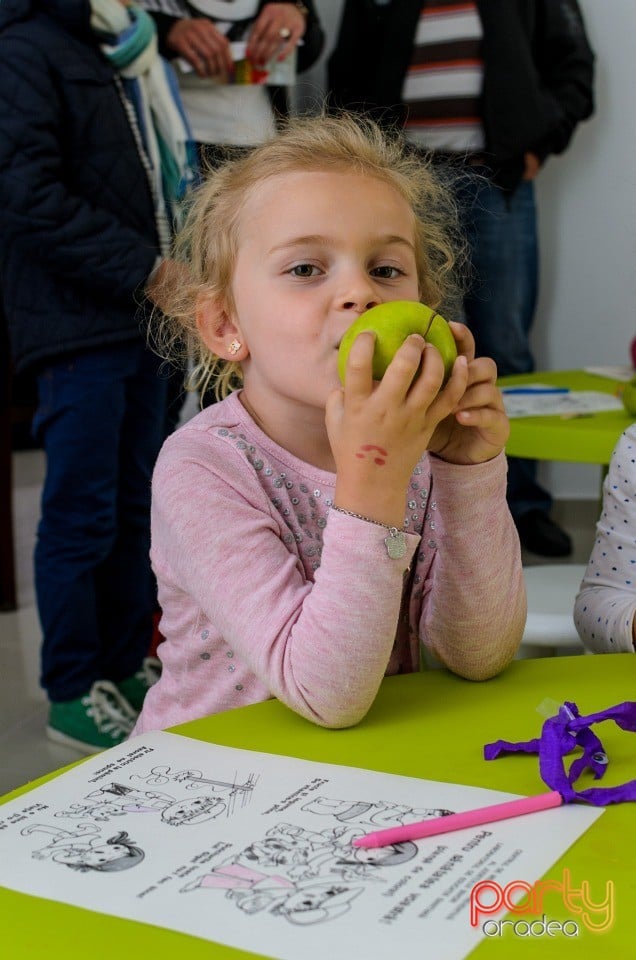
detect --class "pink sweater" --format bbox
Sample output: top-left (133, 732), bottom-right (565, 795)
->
top-left (133, 391), bottom-right (525, 734)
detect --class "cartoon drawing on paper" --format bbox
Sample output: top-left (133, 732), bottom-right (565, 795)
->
top-left (160, 794), bottom-right (228, 825)
top-left (180, 824), bottom-right (324, 891)
top-left (182, 861), bottom-right (364, 926)
top-left (322, 837), bottom-right (418, 881)
top-left (54, 783), bottom-right (175, 822)
top-left (131, 764), bottom-right (257, 802)
top-left (301, 796), bottom-right (454, 828)
top-left (21, 823), bottom-right (144, 873)
top-left (265, 880), bottom-right (365, 925)
top-left (54, 768), bottom-right (257, 825)
top-left (0, 730), bottom-right (606, 960)
top-left (254, 823), bottom-right (419, 882)
top-left (180, 819), bottom-right (419, 923)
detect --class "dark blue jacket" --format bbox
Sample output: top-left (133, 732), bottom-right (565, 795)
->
top-left (0, 0), bottom-right (160, 372)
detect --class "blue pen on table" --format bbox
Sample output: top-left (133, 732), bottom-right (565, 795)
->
top-left (501, 387), bottom-right (570, 396)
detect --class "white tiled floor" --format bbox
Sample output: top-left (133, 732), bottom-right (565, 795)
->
top-left (0, 447), bottom-right (600, 797)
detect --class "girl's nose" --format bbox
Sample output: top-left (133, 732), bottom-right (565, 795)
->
top-left (339, 274), bottom-right (380, 313)
top-left (341, 296), bottom-right (379, 312)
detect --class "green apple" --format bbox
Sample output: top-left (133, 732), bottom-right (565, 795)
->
top-left (622, 376), bottom-right (636, 416)
top-left (337, 300), bottom-right (457, 386)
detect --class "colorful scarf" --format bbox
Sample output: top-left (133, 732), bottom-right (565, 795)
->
top-left (90, 0), bottom-right (198, 230)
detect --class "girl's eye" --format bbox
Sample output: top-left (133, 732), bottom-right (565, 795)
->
top-left (371, 265), bottom-right (403, 279)
top-left (289, 263), bottom-right (321, 278)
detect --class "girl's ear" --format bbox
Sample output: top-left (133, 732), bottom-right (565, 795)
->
top-left (196, 294), bottom-right (248, 361)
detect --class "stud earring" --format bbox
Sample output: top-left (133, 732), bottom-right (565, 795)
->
top-left (228, 339), bottom-right (242, 356)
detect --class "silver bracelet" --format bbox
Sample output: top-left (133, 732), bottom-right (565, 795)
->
top-left (330, 505), bottom-right (407, 560)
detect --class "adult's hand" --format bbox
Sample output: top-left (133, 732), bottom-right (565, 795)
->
top-left (247, 3), bottom-right (306, 66)
top-left (522, 152), bottom-right (541, 181)
top-left (166, 18), bottom-right (234, 79)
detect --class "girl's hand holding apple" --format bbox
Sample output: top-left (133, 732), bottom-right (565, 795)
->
top-left (333, 302), bottom-right (509, 474)
top-left (427, 322), bottom-right (510, 466)
top-left (327, 328), bottom-right (469, 529)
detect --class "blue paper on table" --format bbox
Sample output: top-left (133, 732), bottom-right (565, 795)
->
top-left (501, 386), bottom-right (623, 419)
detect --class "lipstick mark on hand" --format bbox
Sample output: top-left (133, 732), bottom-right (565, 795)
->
top-left (355, 444), bottom-right (388, 466)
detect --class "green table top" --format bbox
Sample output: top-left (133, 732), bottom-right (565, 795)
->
top-left (497, 370), bottom-right (631, 464)
top-left (3, 654), bottom-right (636, 958)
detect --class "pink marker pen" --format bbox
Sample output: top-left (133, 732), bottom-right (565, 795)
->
top-left (352, 791), bottom-right (564, 849)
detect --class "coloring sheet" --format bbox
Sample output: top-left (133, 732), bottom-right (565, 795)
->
top-left (0, 731), bottom-right (602, 960)
top-left (501, 388), bottom-right (623, 419)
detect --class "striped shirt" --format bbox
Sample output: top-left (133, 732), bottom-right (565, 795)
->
top-left (402, 1), bottom-right (485, 153)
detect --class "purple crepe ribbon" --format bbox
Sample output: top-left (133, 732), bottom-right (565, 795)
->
top-left (484, 701), bottom-right (636, 805)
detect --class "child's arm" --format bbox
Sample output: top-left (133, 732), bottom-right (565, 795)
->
top-left (413, 323), bottom-right (524, 676)
top-left (325, 324), bottom-right (522, 679)
top-left (417, 453), bottom-right (526, 679)
top-left (150, 441), bottom-right (421, 729)
top-left (574, 426), bottom-right (636, 653)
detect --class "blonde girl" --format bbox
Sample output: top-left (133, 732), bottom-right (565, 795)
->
top-left (134, 113), bottom-right (525, 735)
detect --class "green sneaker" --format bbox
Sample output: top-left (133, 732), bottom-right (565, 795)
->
top-left (47, 679), bottom-right (138, 754)
top-left (116, 656), bottom-right (162, 711)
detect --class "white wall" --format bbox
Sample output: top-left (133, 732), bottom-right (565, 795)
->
top-left (534, 0), bottom-right (636, 498)
top-left (298, 0), bottom-right (635, 499)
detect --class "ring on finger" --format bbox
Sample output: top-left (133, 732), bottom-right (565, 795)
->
top-left (278, 26), bottom-right (292, 39)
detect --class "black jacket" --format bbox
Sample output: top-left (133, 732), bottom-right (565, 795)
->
top-left (0, 0), bottom-right (160, 372)
top-left (327, 0), bottom-right (595, 190)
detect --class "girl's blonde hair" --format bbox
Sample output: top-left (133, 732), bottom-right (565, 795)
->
top-left (152, 111), bottom-right (466, 400)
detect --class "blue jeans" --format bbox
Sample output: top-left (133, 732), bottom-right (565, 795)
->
top-left (460, 174), bottom-right (551, 520)
top-left (33, 342), bottom-right (167, 701)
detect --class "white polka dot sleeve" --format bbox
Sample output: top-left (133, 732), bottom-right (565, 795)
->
top-left (574, 424), bottom-right (636, 653)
